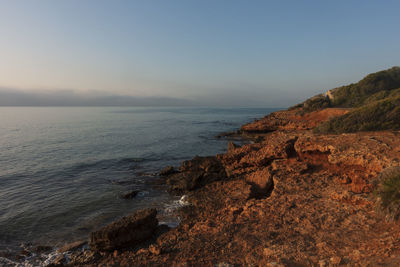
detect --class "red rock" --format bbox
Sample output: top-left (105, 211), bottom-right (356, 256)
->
top-left (245, 168), bottom-right (273, 198)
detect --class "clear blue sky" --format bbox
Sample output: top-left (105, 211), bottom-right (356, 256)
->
top-left (0, 0), bottom-right (399, 107)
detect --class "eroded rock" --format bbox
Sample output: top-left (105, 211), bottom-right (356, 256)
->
top-left (245, 168), bottom-right (274, 198)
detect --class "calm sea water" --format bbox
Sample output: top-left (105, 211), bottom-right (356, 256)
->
top-left (0, 106), bottom-right (276, 250)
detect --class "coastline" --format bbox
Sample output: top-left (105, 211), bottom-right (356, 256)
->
top-left (0, 107), bottom-right (273, 267)
top-left (60, 106), bottom-right (400, 266)
top-left (4, 105), bottom-right (400, 266)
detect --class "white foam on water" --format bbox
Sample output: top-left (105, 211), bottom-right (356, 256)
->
top-left (159, 195), bottom-right (190, 228)
top-left (178, 195), bottom-right (190, 206)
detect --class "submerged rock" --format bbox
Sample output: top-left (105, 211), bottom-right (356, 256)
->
top-left (121, 190), bottom-right (140, 199)
top-left (89, 208), bottom-right (158, 251)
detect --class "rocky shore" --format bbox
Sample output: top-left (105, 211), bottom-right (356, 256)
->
top-left (49, 105), bottom-right (400, 267)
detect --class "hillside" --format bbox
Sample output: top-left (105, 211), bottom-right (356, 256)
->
top-left (295, 67), bottom-right (400, 133)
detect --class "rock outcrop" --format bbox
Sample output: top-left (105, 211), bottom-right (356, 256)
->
top-left (164, 156), bottom-right (227, 194)
top-left (89, 208), bottom-right (158, 252)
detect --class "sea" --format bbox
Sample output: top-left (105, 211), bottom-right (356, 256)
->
top-left (0, 106), bottom-right (276, 254)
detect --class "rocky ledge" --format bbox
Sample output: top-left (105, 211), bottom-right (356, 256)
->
top-left (67, 107), bottom-right (400, 266)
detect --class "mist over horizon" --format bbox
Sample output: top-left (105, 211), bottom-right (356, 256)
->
top-left (0, 87), bottom-right (289, 107)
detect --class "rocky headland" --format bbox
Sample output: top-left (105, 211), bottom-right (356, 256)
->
top-left (58, 67), bottom-right (400, 266)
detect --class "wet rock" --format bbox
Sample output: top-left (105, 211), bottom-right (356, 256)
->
top-left (19, 249), bottom-right (31, 257)
top-left (33, 245), bottom-right (52, 254)
top-left (216, 130), bottom-right (240, 138)
top-left (52, 254), bottom-right (67, 266)
top-left (121, 190), bottom-right (140, 199)
top-left (166, 156), bottom-right (227, 193)
top-left (69, 250), bottom-right (101, 266)
top-left (89, 208), bottom-right (158, 251)
top-left (57, 240), bottom-right (87, 253)
top-left (159, 166), bottom-right (177, 176)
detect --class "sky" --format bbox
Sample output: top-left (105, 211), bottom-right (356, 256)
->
top-left (0, 0), bottom-right (399, 107)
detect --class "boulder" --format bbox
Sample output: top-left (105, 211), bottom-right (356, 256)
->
top-left (245, 168), bottom-right (274, 198)
top-left (89, 208), bottom-right (158, 251)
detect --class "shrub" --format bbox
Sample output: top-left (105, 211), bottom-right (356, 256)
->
top-left (373, 167), bottom-right (400, 221)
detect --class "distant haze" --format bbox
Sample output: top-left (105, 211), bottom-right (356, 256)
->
top-left (0, 87), bottom-right (283, 107)
top-left (1, 1), bottom-right (399, 107)
top-left (0, 88), bottom-right (196, 107)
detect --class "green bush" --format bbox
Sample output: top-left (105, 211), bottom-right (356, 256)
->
top-left (373, 167), bottom-right (400, 221)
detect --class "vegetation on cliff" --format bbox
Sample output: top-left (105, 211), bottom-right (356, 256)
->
top-left (297, 66), bottom-right (400, 133)
top-left (315, 92), bottom-right (400, 133)
top-left (374, 167), bottom-right (400, 221)
top-left (330, 66), bottom-right (400, 107)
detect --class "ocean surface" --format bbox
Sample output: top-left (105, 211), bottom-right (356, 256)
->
top-left (0, 106), bottom-right (276, 251)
